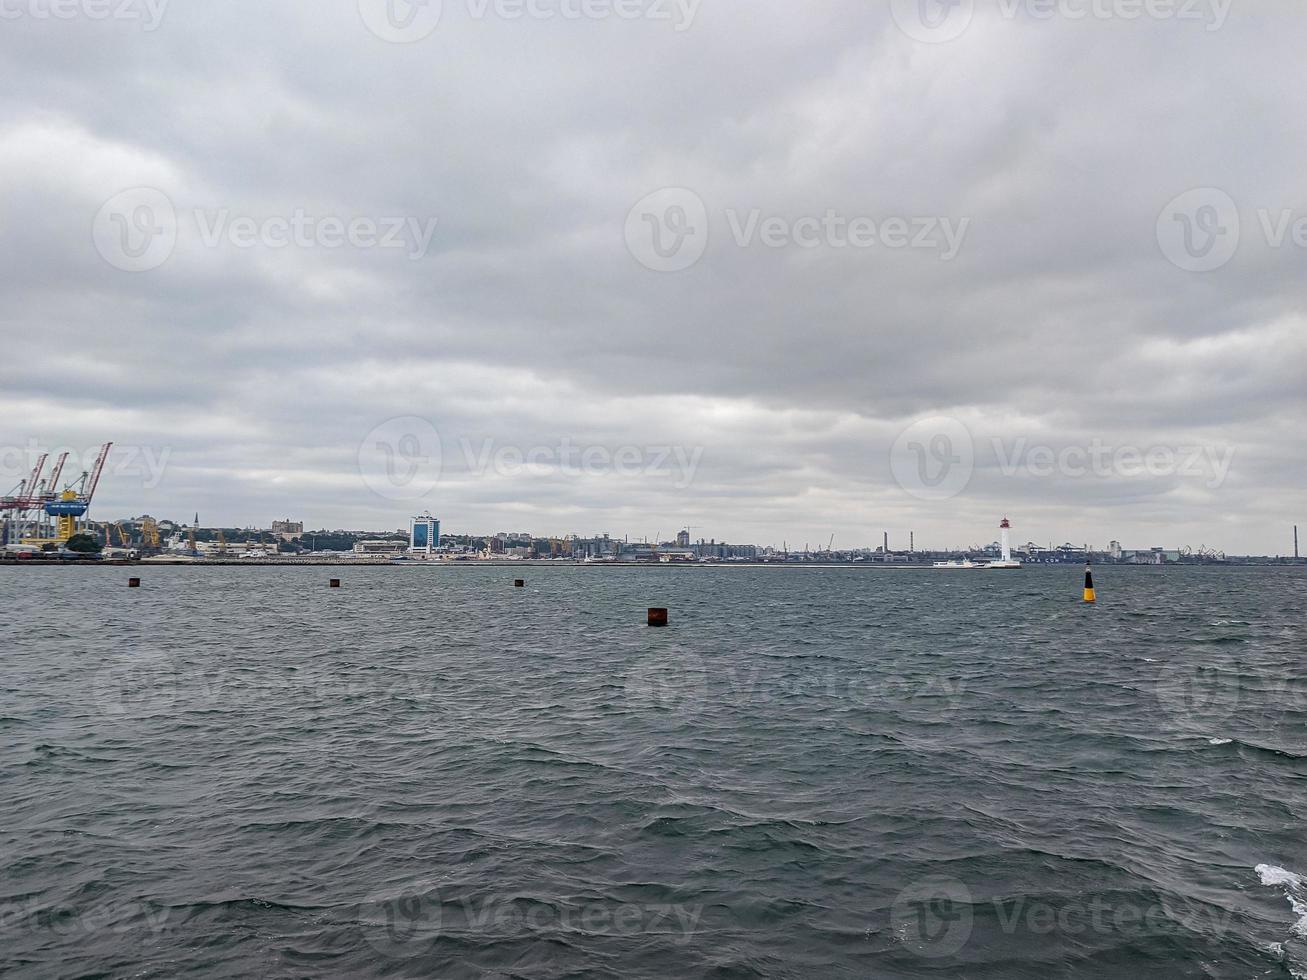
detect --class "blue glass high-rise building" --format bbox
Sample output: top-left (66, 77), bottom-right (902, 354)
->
top-left (410, 514), bottom-right (440, 555)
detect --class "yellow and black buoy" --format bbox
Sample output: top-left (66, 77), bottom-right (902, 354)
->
top-left (1083, 563), bottom-right (1096, 603)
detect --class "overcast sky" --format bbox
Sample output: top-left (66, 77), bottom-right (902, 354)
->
top-left (2, 0), bottom-right (1303, 553)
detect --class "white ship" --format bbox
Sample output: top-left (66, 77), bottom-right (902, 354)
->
top-left (934, 518), bottom-right (1023, 569)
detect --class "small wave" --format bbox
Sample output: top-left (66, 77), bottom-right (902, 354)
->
top-left (1263, 943), bottom-right (1307, 980)
top-left (1208, 738), bottom-right (1232, 746)
top-left (1231, 740), bottom-right (1307, 761)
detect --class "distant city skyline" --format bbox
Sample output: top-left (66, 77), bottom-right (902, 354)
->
top-left (89, 507), bottom-right (1303, 559)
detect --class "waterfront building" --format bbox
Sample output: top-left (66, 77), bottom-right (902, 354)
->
top-left (272, 519), bottom-right (304, 539)
top-left (410, 514), bottom-right (441, 556)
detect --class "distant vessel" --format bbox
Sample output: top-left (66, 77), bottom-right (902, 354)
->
top-left (934, 518), bottom-right (1023, 569)
top-left (932, 557), bottom-right (990, 569)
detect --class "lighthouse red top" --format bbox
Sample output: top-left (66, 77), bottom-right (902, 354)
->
top-left (1000, 517), bottom-right (1011, 529)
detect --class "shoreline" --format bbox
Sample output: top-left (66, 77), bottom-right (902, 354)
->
top-left (1, 557), bottom-right (1301, 569)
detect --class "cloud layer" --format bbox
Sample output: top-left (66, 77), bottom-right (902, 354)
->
top-left (1, 0), bottom-right (1303, 553)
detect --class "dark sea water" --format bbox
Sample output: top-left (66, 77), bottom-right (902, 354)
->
top-left (1, 563), bottom-right (1304, 979)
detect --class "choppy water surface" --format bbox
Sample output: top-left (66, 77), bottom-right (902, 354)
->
top-left (1, 564), bottom-right (1304, 978)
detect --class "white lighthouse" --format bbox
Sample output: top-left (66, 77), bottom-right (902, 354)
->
top-left (991, 517), bottom-right (1021, 568)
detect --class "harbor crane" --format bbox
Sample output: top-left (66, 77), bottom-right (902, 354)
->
top-left (2, 443), bottom-right (113, 546)
top-left (1, 453), bottom-right (49, 544)
top-left (46, 443), bottom-right (114, 544)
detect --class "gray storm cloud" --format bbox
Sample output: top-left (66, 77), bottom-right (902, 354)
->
top-left (0, 0), bottom-right (1303, 553)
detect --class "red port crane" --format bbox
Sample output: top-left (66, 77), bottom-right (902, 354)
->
top-left (16, 453), bottom-right (48, 509)
top-left (42, 452), bottom-right (69, 505)
top-left (83, 442), bottom-right (112, 513)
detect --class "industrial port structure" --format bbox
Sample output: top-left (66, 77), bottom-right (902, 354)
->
top-left (0, 443), bottom-right (113, 550)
